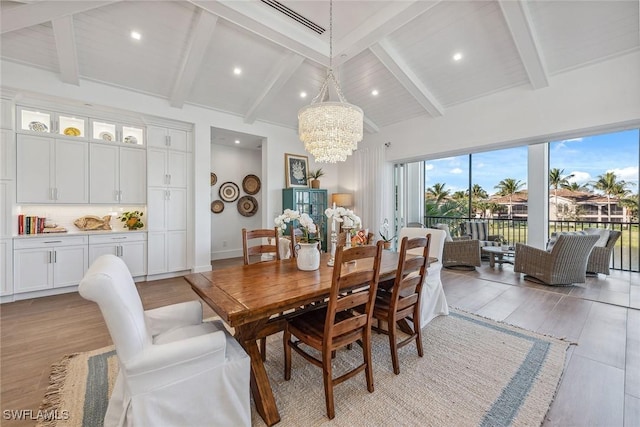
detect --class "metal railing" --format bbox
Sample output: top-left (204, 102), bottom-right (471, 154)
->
top-left (422, 216), bottom-right (639, 272)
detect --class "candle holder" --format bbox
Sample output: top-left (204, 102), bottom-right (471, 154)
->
top-left (342, 226), bottom-right (353, 249)
top-left (327, 229), bottom-right (337, 266)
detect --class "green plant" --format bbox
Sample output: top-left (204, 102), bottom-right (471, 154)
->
top-left (307, 168), bottom-right (325, 180)
top-left (119, 210), bottom-right (144, 229)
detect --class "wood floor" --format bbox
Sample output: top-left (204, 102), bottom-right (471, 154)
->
top-left (1, 259), bottom-right (638, 426)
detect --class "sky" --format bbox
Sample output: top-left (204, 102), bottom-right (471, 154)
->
top-left (424, 129), bottom-right (639, 197)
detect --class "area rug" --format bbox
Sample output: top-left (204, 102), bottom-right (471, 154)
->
top-left (38, 310), bottom-right (569, 427)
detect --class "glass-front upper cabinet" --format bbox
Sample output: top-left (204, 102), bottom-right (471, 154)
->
top-left (17, 107), bottom-right (87, 138)
top-left (90, 119), bottom-right (144, 146)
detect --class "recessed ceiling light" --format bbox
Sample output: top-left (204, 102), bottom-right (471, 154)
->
top-left (233, 67), bottom-right (242, 75)
top-left (371, 89), bottom-right (379, 96)
top-left (234, 140), bottom-right (240, 144)
top-left (300, 91), bottom-right (307, 98)
top-left (131, 31), bottom-right (141, 40)
top-left (453, 52), bottom-right (463, 61)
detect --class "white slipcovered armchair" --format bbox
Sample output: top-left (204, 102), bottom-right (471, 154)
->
top-left (79, 255), bottom-right (250, 427)
top-left (399, 227), bottom-right (449, 325)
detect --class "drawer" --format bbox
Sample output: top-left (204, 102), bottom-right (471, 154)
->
top-left (89, 232), bottom-right (147, 244)
top-left (14, 235), bottom-right (88, 249)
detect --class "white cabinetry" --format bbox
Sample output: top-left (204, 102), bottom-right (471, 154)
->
top-left (146, 125), bottom-right (189, 275)
top-left (1, 130), bottom-right (15, 179)
top-left (89, 232), bottom-right (147, 277)
top-left (90, 119), bottom-right (144, 146)
top-left (16, 135), bottom-right (89, 203)
top-left (1, 239), bottom-right (12, 296)
top-left (17, 106), bottom-right (87, 139)
top-left (1, 98), bottom-right (13, 130)
top-left (89, 144), bottom-right (146, 204)
top-left (13, 236), bottom-right (88, 293)
top-left (147, 126), bottom-right (187, 151)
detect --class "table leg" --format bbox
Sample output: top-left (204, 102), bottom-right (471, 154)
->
top-left (235, 322), bottom-right (281, 426)
top-left (489, 253), bottom-right (495, 268)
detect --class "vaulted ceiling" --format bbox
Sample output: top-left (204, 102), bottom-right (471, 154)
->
top-left (1, 0), bottom-right (639, 135)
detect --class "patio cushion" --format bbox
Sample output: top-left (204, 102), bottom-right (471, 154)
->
top-left (463, 221), bottom-right (489, 241)
top-left (584, 228), bottom-right (610, 247)
top-left (547, 231), bottom-right (586, 252)
top-left (434, 224), bottom-right (453, 242)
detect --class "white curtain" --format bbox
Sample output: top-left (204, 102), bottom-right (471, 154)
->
top-left (354, 145), bottom-right (388, 234)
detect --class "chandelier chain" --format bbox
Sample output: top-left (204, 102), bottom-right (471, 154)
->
top-left (329, 0), bottom-right (333, 71)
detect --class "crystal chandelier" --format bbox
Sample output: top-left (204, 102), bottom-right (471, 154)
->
top-left (298, 0), bottom-right (363, 163)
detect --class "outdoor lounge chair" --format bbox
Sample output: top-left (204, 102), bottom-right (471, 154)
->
top-left (586, 230), bottom-right (621, 275)
top-left (514, 234), bottom-right (599, 286)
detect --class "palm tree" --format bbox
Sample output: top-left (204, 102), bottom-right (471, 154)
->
top-left (564, 182), bottom-right (589, 192)
top-left (451, 190), bottom-right (467, 201)
top-left (471, 184), bottom-right (488, 200)
top-left (590, 172), bottom-right (631, 222)
top-left (494, 178), bottom-right (525, 219)
top-left (549, 168), bottom-right (574, 219)
top-left (426, 182), bottom-right (450, 205)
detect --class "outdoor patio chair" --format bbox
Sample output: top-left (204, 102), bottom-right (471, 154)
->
top-left (514, 234), bottom-right (599, 286)
top-left (585, 229), bottom-right (621, 276)
top-left (459, 220), bottom-right (502, 248)
top-left (434, 223), bottom-right (481, 270)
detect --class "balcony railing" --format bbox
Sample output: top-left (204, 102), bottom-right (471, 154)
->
top-left (423, 216), bottom-right (639, 272)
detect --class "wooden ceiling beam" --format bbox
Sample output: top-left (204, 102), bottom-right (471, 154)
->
top-left (244, 53), bottom-right (305, 124)
top-left (170, 9), bottom-right (218, 108)
top-left (370, 39), bottom-right (444, 118)
top-left (498, 0), bottom-right (549, 89)
top-left (1, 1), bottom-right (119, 34)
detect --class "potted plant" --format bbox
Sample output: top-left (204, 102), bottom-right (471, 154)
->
top-left (307, 168), bottom-right (325, 189)
top-left (119, 210), bottom-right (144, 230)
top-left (379, 218), bottom-right (395, 250)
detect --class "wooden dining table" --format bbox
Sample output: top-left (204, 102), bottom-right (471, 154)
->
top-left (184, 251), bottom-right (432, 426)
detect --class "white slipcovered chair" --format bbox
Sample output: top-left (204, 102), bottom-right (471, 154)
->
top-left (79, 255), bottom-right (250, 427)
top-left (398, 227), bottom-right (449, 325)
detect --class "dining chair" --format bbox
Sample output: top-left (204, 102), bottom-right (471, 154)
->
top-left (241, 227), bottom-right (281, 360)
top-left (283, 242), bottom-right (384, 419)
top-left (241, 227), bottom-right (281, 265)
top-left (373, 235), bottom-right (431, 374)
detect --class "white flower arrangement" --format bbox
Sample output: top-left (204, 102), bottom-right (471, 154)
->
top-left (379, 218), bottom-right (395, 243)
top-left (274, 209), bottom-right (319, 242)
top-left (325, 206), bottom-right (361, 229)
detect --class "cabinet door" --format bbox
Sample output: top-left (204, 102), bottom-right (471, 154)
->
top-left (119, 147), bottom-right (146, 204)
top-left (168, 129), bottom-right (187, 151)
top-left (89, 144), bottom-right (119, 203)
top-left (16, 135), bottom-right (54, 203)
top-left (0, 181), bottom-right (13, 237)
top-left (89, 244), bottom-right (117, 266)
top-left (167, 230), bottom-right (187, 272)
top-left (121, 241), bottom-right (146, 276)
top-left (147, 126), bottom-right (167, 149)
top-left (167, 151), bottom-right (187, 188)
top-left (147, 148), bottom-right (167, 187)
top-left (1, 129), bottom-right (15, 179)
top-left (53, 245), bottom-right (87, 288)
top-left (147, 232), bottom-right (166, 275)
top-left (55, 139), bottom-right (89, 203)
top-left (1, 239), bottom-right (12, 296)
top-left (147, 188), bottom-right (167, 231)
top-left (167, 188), bottom-right (187, 231)
top-left (14, 248), bottom-right (52, 293)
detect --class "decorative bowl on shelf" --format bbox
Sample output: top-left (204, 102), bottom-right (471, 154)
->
top-left (63, 127), bottom-right (81, 136)
top-left (124, 135), bottom-right (138, 144)
top-left (28, 121), bottom-right (48, 132)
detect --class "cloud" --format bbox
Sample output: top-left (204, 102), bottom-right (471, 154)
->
top-left (425, 164), bottom-right (434, 171)
top-left (450, 168), bottom-right (463, 174)
top-left (568, 171), bottom-right (591, 184)
top-left (607, 166), bottom-right (639, 183)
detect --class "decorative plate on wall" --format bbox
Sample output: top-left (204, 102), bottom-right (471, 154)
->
top-left (242, 174), bottom-right (261, 195)
top-left (211, 200), bottom-right (224, 214)
top-left (237, 196), bottom-right (258, 217)
top-left (219, 182), bottom-right (240, 202)
top-left (210, 173), bottom-right (217, 186)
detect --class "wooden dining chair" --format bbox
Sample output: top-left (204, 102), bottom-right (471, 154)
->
top-left (241, 228), bottom-right (281, 265)
top-left (283, 241), bottom-right (384, 419)
top-left (241, 227), bottom-right (280, 360)
top-left (373, 234), bottom-right (431, 374)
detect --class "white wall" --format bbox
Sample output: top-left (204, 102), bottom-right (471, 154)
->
top-left (210, 143), bottom-right (262, 260)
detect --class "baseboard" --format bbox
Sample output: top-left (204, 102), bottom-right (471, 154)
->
top-left (211, 249), bottom-right (242, 260)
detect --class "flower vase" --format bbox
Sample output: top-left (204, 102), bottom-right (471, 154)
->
top-left (295, 242), bottom-right (320, 271)
top-left (383, 241), bottom-right (391, 250)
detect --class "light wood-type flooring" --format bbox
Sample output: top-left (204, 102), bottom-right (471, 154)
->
top-left (1, 258), bottom-right (638, 426)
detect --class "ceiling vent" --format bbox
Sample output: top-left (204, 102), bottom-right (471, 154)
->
top-left (261, 0), bottom-right (325, 35)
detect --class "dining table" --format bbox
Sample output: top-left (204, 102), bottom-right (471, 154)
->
top-left (184, 251), bottom-right (434, 426)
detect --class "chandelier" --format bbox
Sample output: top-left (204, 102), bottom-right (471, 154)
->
top-left (298, 0), bottom-right (363, 163)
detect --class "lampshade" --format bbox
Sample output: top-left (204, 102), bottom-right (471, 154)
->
top-left (297, 0), bottom-right (363, 163)
top-left (331, 193), bottom-right (353, 207)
